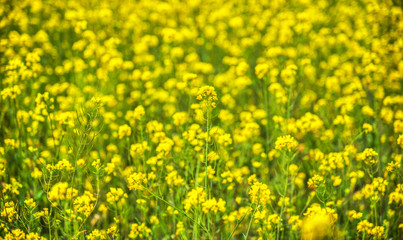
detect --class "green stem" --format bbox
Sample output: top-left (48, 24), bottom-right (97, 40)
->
top-left (373, 200), bottom-right (378, 226)
top-left (205, 111), bottom-right (210, 233)
top-left (146, 189), bottom-right (211, 238)
top-left (277, 152), bottom-right (293, 240)
top-left (227, 211), bottom-right (248, 240)
top-left (244, 205), bottom-right (258, 239)
top-left (48, 208), bottom-right (52, 240)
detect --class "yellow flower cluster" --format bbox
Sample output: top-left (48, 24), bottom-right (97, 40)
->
top-left (48, 182), bottom-right (77, 204)
top-left (130, 141), bottom-right (150, 159)
top-left (361, 177), bottom-right (388, 201)
top-left (307, 175), bottom-right (325, 190)
top-left (165, 170), bottom-right (185, 187)
top-left (255, 63), bottom-right (269, 79)
top-left (47, 159), bottom-right (73, 171)
top-left (74, 191), bottom-right (96, 218)
top-left (1, 202), bottom-right (16, 222)
top-left (183, 187), bottom-right (206, 212)
top-left (389, 184), bottom-right (403, 205)
top-left (196, 86), bottom-right (218, 110)
top-left (128, 223), bottom-right (151, 239)
top-left (127, 172), bottom-right (148, 191)
top-left (357, 220), bottom-right (385, 238)
top-left (202, 198), bottom-right (226, 213)
top-left (347, 210), bottom-right (363, 221)
top-left (118, 124), bottom-right (132, 139)
top-left (398, 135), bottom-right (403, 148)
top-left (275, 135), bottom-right (298, 152)
top-left (301, 204), bottom-right (338, 240)
top-left (106, 188), bottom-right (128, 206)
top-left (172, 112), bottom-right (188, 126)
top-left (87, 229), bottom-right (106, 240)
top-left (1, 229), bottom-right (46, 240)
top-left (1, 0), bottom-right (402, 238)
top-left (357, 148), bottom-right (379, 165)
top-left (248, 181), bottom-right (272, 205)
top-left (362, 123), bottom-right (373, 134)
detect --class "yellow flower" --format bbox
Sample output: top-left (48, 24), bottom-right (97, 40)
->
top-left (118, 124), bottom-right (132, 139)
top-left (150, 216), bottom-right (159, 225)
top-left (362, 123), bottom-right (373, 133)
top-left (389, 184), bottom-right (403, 205)
top-left (183, 187), bottom-right (206, 211)
top-left (369, 226), bottom-right (385, 238)
top-left (236, 61), bottom-right (249, 76)
top-left (398, 134), bottom-right (403, 148)
top-left (183, 73), bottom-right (197, 82)
top-left (301, 212), bottom-right (334, 240)
top-left (106, 188), bottom-right (128, 206)
top-left (26, 232), bottom-right (46, 240)
top-left (288, 215), bottom-right (302, 230)
top-left (196, 86), bottom-right (218, 110)
top-left (202, 198), bottom-right (226, 213)
top-left (74, 191), bottom-right (96, 217)
top-left (361, 177), bottom-right (388, 201)
top-left (165, 170), bottom-right (185, 186)
top-left (129, 223), bottom-right (151, 239)
top-left (172, 112), bottom-right (188, 126)
top-left (53, 159), bottom-right (73, 171)
top-left (4, 229), bottom-right (26, 240)
top-left (107, 225), bottom-right (117, 236)
top-left (357, 220), bottom-right (373, 234)
top-left (31, 168), bottom-right (43, 179)
top-left (331, 175), bottom-right (342, 187)
top-left (280, 64), bottom-right (298, 86)
top-left (176, 221), bottom-right (184, 235)
top-left (362, 105), bottom-right (375, 117)
top-left (296, 112), bottom-right (324, 135)
top-left (87, 229), bottom-right (106, 240)
top-left (248, 181), bottom-right (271, 205)
top-left (127, 172), bottom-right (148, 191)
top-left (302, 204), bottom-right (337, 240)
top-left (133, 105), bottom-right (145, 120)
top-left (92, 159), bottom-right (102, 169)
top-left (48, 182), bottom-right (77, 204)
top-left (357, 148), bottom-right (378, 164)
top-left (1, 202), bottom-right (17, 222)
top-left (25, 198), bottom-right (37, 208)
top-left (275, 135), bottom-right (298, 152)
top-left (347, 210), bottom-right (363, 221)
top-left (255, 63), bottom-right (269, 79)
top-left (307, 175), bottom-right (324, 190)
top-left (130, 141), bottom-right (150, 158)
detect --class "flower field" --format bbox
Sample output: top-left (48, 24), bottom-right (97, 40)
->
top-left (0, 0), bottom-right (402, 239)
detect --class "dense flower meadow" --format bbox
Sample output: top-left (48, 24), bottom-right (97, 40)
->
top-left (1, 0), bottom-right (402, 239)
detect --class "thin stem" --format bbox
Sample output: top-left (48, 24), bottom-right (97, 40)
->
top-left (373, 200), bottom-right (378, 226)
top-left (48, 208), bottom-right (52, 240)
top-left (244, 205), bottom-right (259, 239)
top-left (227, 211), bottom-right (249, 240)
top-left (74, 170), bottom-right (101, 239)
top-left (277, 151), bottom-right (294, 240)
top-left (145, 188), bottom-right (211, 238)
top-left (205, 111), bottom-right (210, 233)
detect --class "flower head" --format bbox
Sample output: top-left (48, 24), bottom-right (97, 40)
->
top-left (275, 135), bottom-right (298, 152)
top-left (196, 86), bottom-right (218, 110)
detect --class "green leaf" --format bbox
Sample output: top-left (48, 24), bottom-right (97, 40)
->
top-left (34, 190), bottom-right (44, 200)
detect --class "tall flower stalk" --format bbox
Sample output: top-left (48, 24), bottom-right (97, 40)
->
top-left (196, 85), bottom-right (218, 237)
